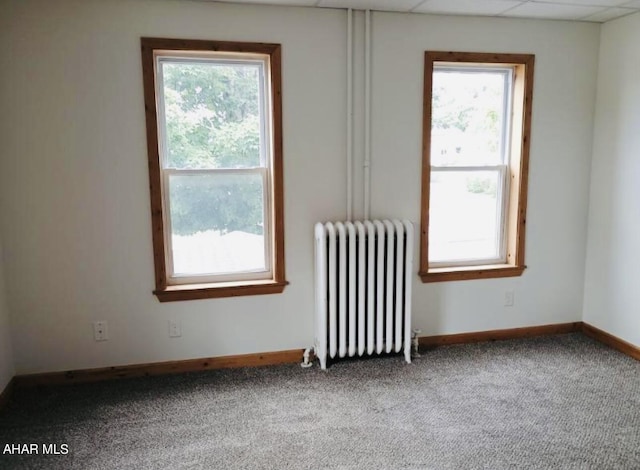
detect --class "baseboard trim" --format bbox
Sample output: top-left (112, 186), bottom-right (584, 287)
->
top-left (12, 322), bottom-right (639, 389)
top-left (14, 348), bottom-right (304, 389)
top-left (0, 377), bottom-right (15, 411)
top-left (419, 322), bottom-right (582, 347)
top-left (581, 323), bottom-right (640, 361)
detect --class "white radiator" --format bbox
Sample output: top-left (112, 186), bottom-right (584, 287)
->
top-left (314, 220), bottom-right (413, 369)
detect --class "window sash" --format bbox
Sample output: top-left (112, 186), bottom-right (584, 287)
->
top-left (432, 66), bottom-right (514, 167)
top-left (429, 165), bottom-right (509, 267)
top-left (156, 55), bottom-right (270, 171)
top-left (162, 168), bottom-right (272, 285)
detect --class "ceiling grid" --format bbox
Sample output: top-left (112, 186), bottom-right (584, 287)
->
top-left (209, 0), bottom-right (640, 22)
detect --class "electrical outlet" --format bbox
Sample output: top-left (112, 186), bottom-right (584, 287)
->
top-left (504, 291), bottom-right (515, 307)
top-left (93, 321), bottom-right (108, 341)
top-left (169, 320), bottom-right (182, 338)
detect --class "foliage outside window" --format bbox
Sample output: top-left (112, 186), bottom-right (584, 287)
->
top-left (420, 51), bottom-right (535, 283)
top-left (141, 38), bottom-right (285, 301)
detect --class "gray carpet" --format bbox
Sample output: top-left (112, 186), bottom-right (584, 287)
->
top-left (0, 333), bottom-right (639, 469)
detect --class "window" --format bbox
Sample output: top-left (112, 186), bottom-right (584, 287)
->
top-left (141, 38), bottom-right (286, 301)
top-left (420, 52), bottom-right (535, 283)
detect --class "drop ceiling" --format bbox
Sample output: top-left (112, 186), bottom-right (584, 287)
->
top-left (210, 0), bottom-right (640, 22)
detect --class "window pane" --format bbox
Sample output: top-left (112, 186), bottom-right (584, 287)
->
top-left (431, 70), bottom-right (507, 166)
top-left (168, 173), bottom-right (266, 276)
top-left (429, 171), bottom-right (503, 264)
top-left (161, 60), bottom-right (262, 170)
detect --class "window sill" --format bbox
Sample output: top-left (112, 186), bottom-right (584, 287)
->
top-left (419, 264), bottom-right (525, 283)
top-left (154, 279), bottom-right (288, 302)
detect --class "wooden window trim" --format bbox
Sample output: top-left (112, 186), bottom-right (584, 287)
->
top-left (419, 51), bottom-right (535, 283)
top-left (141, 38), bottom-right (286, 301)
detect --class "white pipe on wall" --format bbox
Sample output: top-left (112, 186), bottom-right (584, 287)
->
top-left (346, 8), bottom-right (353, 221)
top-left (364, 9), bottom-right (372, 220)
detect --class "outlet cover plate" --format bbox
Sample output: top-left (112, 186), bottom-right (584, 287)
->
top-left (93, 321), bottom-right (108, 341)
top-left (504, 291), bottom-right (515, 307)
top-left (169, 320), bottom-right (182, 338)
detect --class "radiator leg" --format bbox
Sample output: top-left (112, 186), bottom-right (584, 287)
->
top-left (318, 350), bottom-right (327, 370)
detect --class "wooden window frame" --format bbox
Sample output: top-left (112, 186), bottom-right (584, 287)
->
top-left (141, 38), bottom-right (286, 302)
top-left (419, 51), bottom-right (535, 283)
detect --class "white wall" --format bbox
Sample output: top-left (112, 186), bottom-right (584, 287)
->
top-left (0, 0), bottom-right (600, 374)
top-left (0, 238), bottom-right (15, 391)
top-left (0, 0), bottom-right (346, 374)
top-left (365, 13), bottom-right (599, 336)
top-left (583, 12), bottom-right (640, 347)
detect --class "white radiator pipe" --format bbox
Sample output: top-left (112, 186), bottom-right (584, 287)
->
top-left (346, 8), bottom-right (353, 221)
top-left (301, 347), bottom-right (314, 368)
top-left (363, 9), bottom-right (372, 220)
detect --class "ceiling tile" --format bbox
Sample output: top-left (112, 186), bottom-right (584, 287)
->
top-left (502, 2), bottom-right (603, 19)
top-left (543, 0), bottom-right (632, 6)
top-left (317, 0), bottom-right (422, 11)
top-left (195, 0), bottom-right (640, 21)
top-left (212, 0), bottom-right (317, 5)
top-left (414, 0), bottom-right (522, 16)
top-left (582, 6), bottom-right (637, 19)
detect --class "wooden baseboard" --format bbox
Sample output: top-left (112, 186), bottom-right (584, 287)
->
top-left (14, 348), bottom-right (304, 389)
top-left (581, 323), bottom-right (640, 361)
top-left (0, 377), bottom-right (15, 411)
top-left (419, 321), bottom-right (640, 363)
top-left (12, 322), bottom-right (639, 390)
top-left (419, 322), bottom-right (582, 347)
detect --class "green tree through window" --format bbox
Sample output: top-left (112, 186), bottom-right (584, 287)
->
top-left (162, 62), bottom-right (263, 236)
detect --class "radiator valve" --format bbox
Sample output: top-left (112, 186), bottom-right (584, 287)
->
top-left (301, 348), bottom-right (314, 368)
top-left (411, 329), bottom-right (422, 358)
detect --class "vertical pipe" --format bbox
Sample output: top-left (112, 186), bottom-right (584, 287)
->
top-left (346, 8), bottom-right (353, 221)
top-left (363, 9), bottom-right (372, 220)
